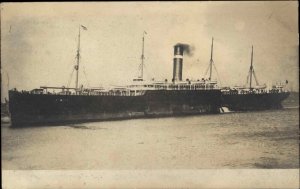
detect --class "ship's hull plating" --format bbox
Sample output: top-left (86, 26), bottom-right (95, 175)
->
top-left (9, 90), bottom-right (221, 127)
top-left (221, 92), bottom-right (290, 111)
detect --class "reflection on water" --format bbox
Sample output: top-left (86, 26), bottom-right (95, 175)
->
top-left (1, 108), bottom-right (299, 169)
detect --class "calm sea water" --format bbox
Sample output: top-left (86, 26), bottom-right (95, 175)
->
top-left (2, 107), bottom-right (299, 169)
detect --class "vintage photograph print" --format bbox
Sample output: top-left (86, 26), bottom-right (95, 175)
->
top-left (1, 2), bottom-right (299, 188)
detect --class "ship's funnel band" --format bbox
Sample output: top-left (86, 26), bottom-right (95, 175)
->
top-left (174, 55), bottom-right (183, 59)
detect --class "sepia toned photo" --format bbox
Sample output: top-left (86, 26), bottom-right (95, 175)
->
top-left (1, 1), bottom-right (299, 188)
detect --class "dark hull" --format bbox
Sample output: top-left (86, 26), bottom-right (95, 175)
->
top-left (9, 90), bottom-right (221, 127)
top-left (221, 92), bottom-right (290, 111)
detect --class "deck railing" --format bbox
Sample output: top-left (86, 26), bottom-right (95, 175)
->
top-left (222, 89), bottom-right (288, 95)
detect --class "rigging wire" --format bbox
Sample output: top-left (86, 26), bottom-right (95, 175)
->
top-left (203, 63), bottom-right (210, 78)
top-left (82, 63), bottom-right (90, 88)
top-left (66, 55), bottom-right (78, 88)
top-left (252, 70), bottom-right (259, 86)
top-left (203, 58), bottom-right (223, 87)
top-left (212, 63), bottom-right (222, 87)
top-left (137, 57), bottom-right (146, 78)
top-left (246, 70), bottom-right (250, 85)
top-left (67, 68), bottom-right (75, 88)
top-left (246, 69), bottom-right (260, 86)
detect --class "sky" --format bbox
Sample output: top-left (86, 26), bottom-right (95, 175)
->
top-left (1, 2), bottom-right (298, 101)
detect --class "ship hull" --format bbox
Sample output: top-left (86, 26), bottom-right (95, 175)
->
top-left (9, 90), bottom-right (221, 127)
top-left (221, 92), bottom-right (290, 111)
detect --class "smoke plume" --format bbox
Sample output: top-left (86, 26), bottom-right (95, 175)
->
top-left (175, 43), bottom-right (195, 57)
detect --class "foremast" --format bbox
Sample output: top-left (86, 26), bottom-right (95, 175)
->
top-left (75, 25), bottom-right (81, 92)
top-left (138, 31), bottom-right (147, 80)
top-left (74, 25), bottom-right (87, 94)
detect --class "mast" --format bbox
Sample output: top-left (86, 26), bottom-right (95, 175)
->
top-left (75, 25), bottom-right (81, 92)
top-left (249, 45), bottom-right (253, 90)
top-left (139, 31), bottom-right (146, 80)
top-left (209, 37), bottom-right (214, 80)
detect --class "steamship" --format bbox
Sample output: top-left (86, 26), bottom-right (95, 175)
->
top-left (8, 26), bottom-right (290, 126)
top-left (8, 27), bottom-right (221, 126)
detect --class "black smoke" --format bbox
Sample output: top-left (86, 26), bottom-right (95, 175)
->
top-left (175, 43), bottom-right (195, 57)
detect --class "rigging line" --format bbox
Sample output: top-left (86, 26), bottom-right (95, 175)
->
top-left (212, 62), bottom-right (222, 87)
top-left (203, 63), bottom-right (210, 78)
top-left (65, 56), bottom-right (78, 87)
top-left (82, 63), bottom-right (90, 88)
top-left (138, 61), bottom-right (147, 78)
top-left (67, 68), bottom-right (75, 88)
top-left (138, 59), bottom-right (147, 69)
top-left (65, 53), bottom-right (77, 68)
top-left (137, 64), bottom-right (142, 78)
top-left (65, 57), bottom-right (77, 77)
top-left (65, 53), bottom-right (78, 72)
top-left (138, 63), bottom-right (142, 70)
top-left (246, 70), bottom-right (251, 84)
top-left (252, 70), bottom-right (259, 86)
